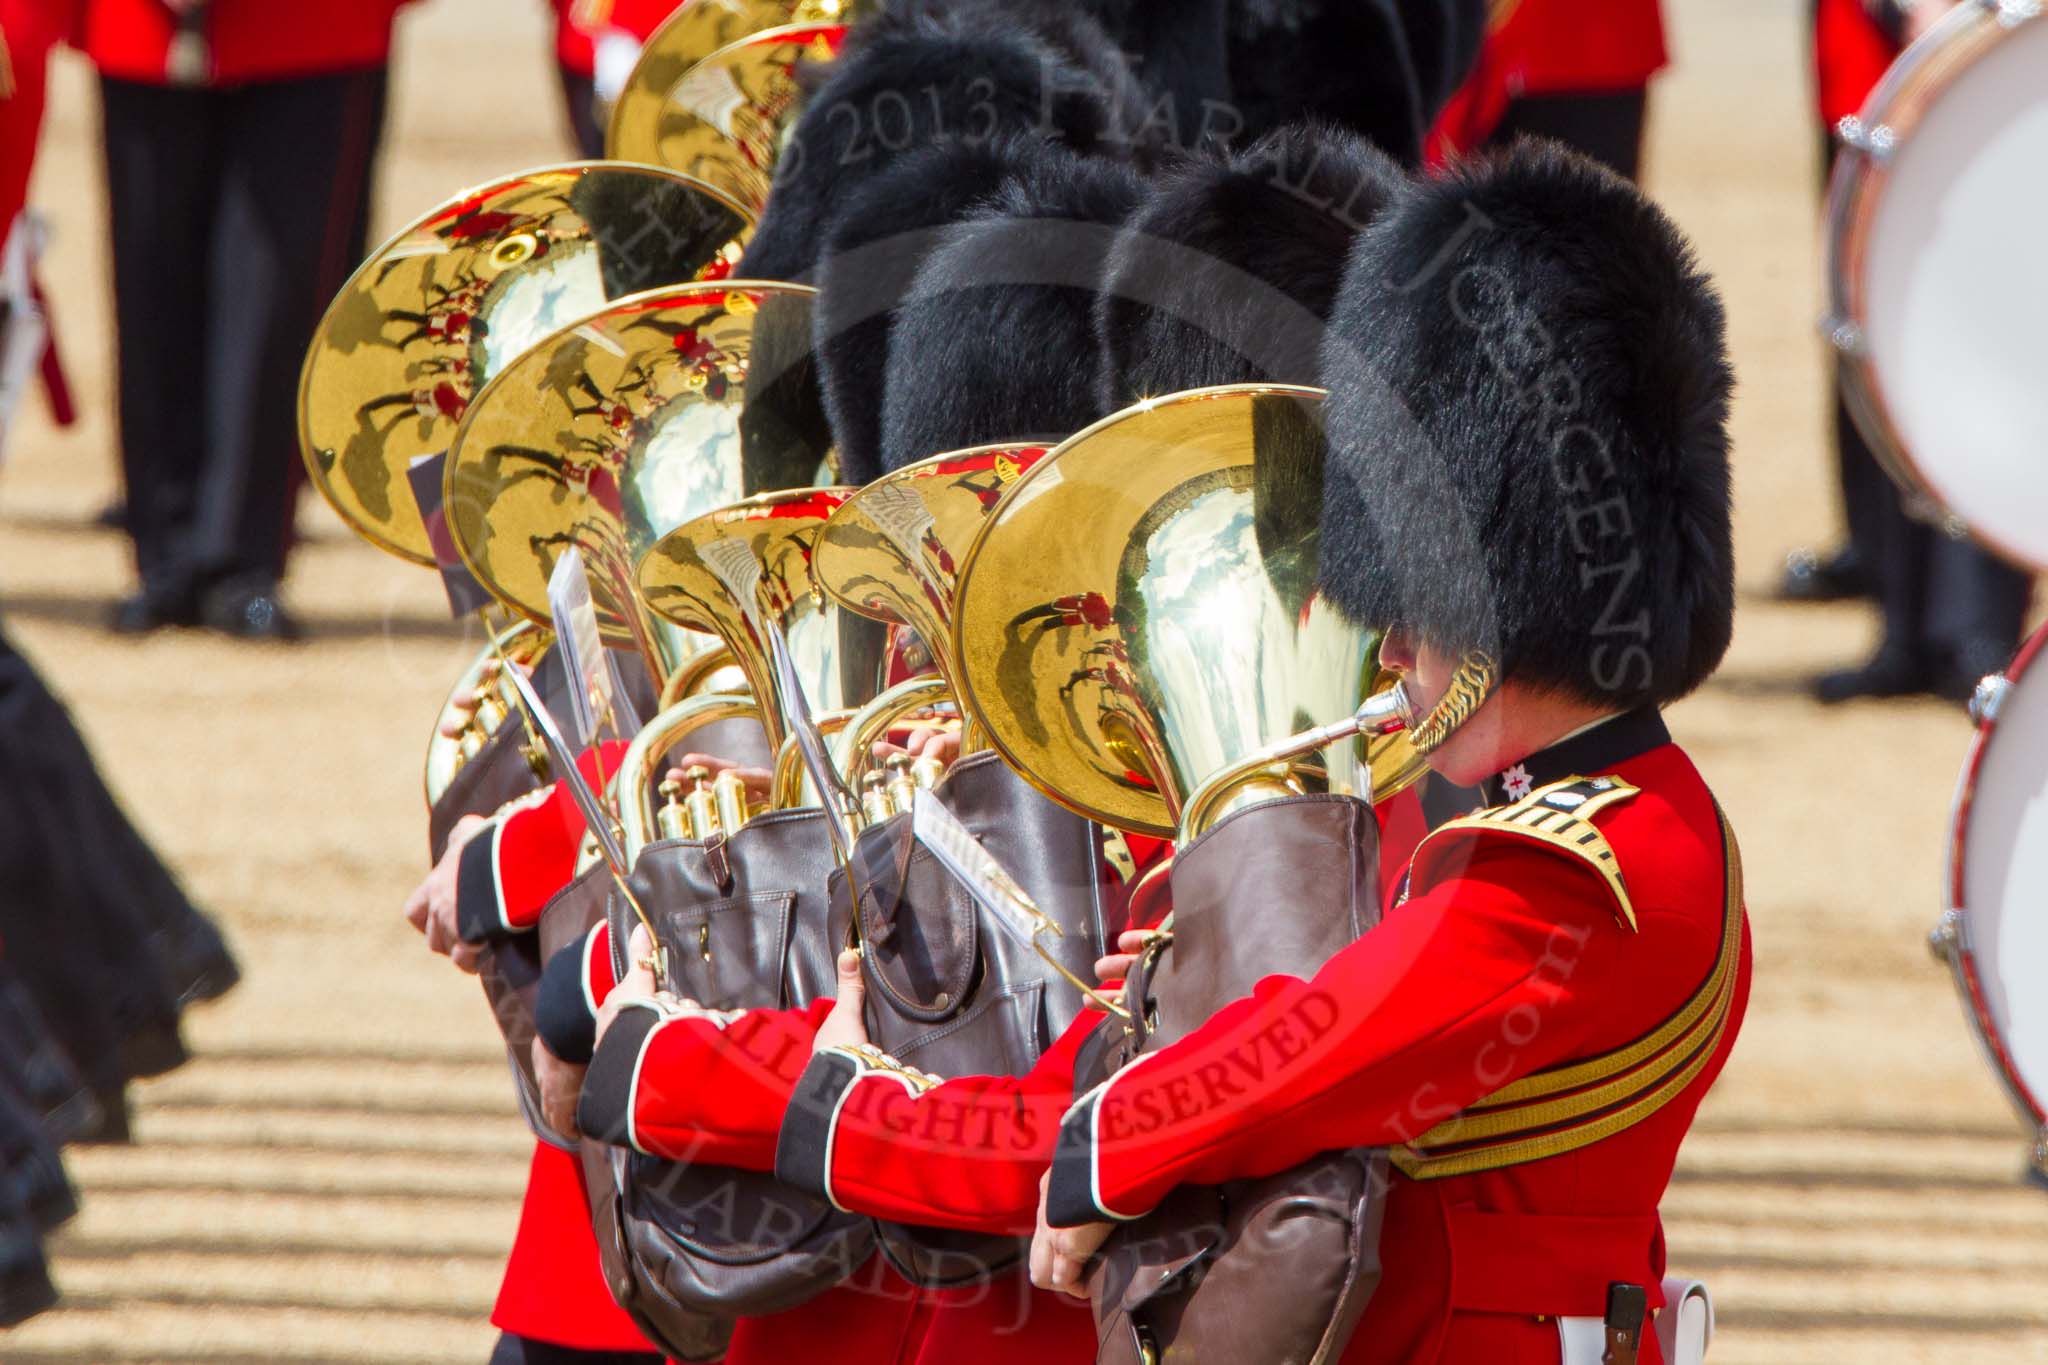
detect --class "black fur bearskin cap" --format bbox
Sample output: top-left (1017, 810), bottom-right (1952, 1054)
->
top-left (879, 140), bottom-right (1147, 472)
top-left (813, 134), bottom-right (1046, 486)
top-left (1317, 141), bottom-right (1736, 709)
top-left (1095, 122), bottom-right (1406, 409)
top-left (733, 4), bottom-right (1151, 283)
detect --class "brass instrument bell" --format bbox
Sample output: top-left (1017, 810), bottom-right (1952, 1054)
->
top-left (609, 0), bottom-right (872, 169)
top-left (298, 162), bottom-right (753, 566)
top-left (444, 280), bottom-right (828, 699)
top-left (811, 443), bottom-right (1048, 708)
top-left (950, 385), bottom-right (1426, 841)
top-left (607, 22), bottom-right (848, 216)
top-left (635, 486), bottom-right (890, 756)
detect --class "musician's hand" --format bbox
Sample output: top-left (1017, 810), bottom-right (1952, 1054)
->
top-left (438, 685), bottom-right (481, 738)
top-left (532, 1035), bottom-right (586, 1139)
top-left (870, 726), bottom-right (960, 773)
top-left (1091, 929), bottom-right (1151, 1001)
top-left (668, 754), bottom-right (774, 807)
top-left (811, 949), bottom-right (869, 1054)
top-left (1030, 1169), bottom-right (1113, 1300)
top-left (593, 925), bottom-right (663, 1050)
top-left (405, 815), bottom-right (487, 973)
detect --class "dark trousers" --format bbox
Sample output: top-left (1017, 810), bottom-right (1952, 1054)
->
top-left (1819, 138), bottom-right (2030, 672)
top-left (99, 69), bottom-right (387, 600)
top-left (558, 66), bottom-right (605, 160)
top-left (1491, 89), bottom-right (1648, 183)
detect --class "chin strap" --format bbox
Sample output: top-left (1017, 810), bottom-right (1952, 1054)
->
top-left (1405, 651), bottom-right (1497, 755)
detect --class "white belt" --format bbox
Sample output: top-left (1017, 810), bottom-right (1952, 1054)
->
top-left (1557, 1278), bottom-right (1713, 1365)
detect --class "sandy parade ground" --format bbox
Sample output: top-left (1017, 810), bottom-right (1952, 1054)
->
top-left (3, 0), bottom-right (2045, 1360)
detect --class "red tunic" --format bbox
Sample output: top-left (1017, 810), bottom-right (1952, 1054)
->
top-left (1, 0), bottom-right (71, 223)
top-left (774, 737), bottom-right (1746, 1365)
top-left (77, 0), bottom-right (409, 86)
top-left (442, 744), bottom-right (661, 1355)
top-left (1429, 0), bottom-right (1669, 158)
top-left (576, 831), bottom-right (1177, 1363)
top-left (1813, 0), bottom-right (1897, 129)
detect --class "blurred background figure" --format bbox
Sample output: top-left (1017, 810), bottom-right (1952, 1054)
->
top-left (1, 0), bottom-right (241, 1329)
top-left (80, 0), bottom-right (405, 641)
top-left (1432, 0), bottom-right (1668, 180)
top-left (551, 0), bottom-right (689, 160)
top-left (1788, 0), bottom-right (2030, 701)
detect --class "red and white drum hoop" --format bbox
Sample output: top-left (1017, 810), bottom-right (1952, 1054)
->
top-left (1935, 622), bottom-right (2048, 1174)
top-left (1825, 0), bottom-right (2048, 569)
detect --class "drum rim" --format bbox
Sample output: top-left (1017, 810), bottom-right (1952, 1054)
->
top-left (1943, 620), bottom-right (2048, 1131)
top-left (1823, 0), bottom-right (2048, 572)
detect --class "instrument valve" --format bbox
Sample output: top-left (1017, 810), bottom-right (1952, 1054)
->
top-left (861, 770), bottom-right (894, 827)
top-left (683, 765), bottom-right (722, 842)
top-left (657, 777), bottom-right (692, 843)
top-left (883, 752), bottom-right (919, 818)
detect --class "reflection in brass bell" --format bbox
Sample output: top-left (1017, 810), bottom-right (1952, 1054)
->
top-left (298, 163), bottom-right (753, 567)
top-left (860, 771), bottom-right (893, 828)
top-left (657, 777), bottom-right (692, 842)
top-left (950, 385), bottom-right (1425, 839)
top-left (609, 0), bottom-right (876, 168)
top-left (450, 283), bottom-right (846, 702)
top-left (683, 765), bottom-right (722, 841)
top-left (609, 20), bottom-right (852, 215)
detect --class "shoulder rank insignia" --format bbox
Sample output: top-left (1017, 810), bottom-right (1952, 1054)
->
top-left (1411, 775), bottom-right (1641, 930)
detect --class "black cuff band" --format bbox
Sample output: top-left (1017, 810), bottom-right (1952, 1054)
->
top-left (775, 1049), bottom-right (862, 1206)
top-left (535, 934), bottom-right (599, 1066)
top-left (1045, 1092), bottom-right (1109, 1228)
top-left (576, 1003), bottom-right (662, 1150)
top-left (454, 831), bottom-right (503, 945)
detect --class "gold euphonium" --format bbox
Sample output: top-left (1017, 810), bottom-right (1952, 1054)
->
top-left (950, 385), bottom-right (1429, 843)
top-left (629, 487), bottom-right (891, 847)
top-left (608, 19), bottom-right (852, 215)
top-left (442, 279), bottom-right (830, 707)
top-left (807, 444), bottom-right (1052, 813)
top-left (609, 0), bottom-right (874, 178)
top-left (295, 162), bottom-right (755, 807)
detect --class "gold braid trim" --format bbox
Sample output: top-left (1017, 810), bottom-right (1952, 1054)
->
top-left (1392, 804), bottom-right (1743, 1179)
top-left (1411, 775), bottom-right (1641, 930)
top-left (1407, 651), bottom-right (1497, 755)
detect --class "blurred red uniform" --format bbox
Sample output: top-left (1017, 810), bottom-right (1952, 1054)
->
top-left (1430, 0), bottom-right (1667, 177)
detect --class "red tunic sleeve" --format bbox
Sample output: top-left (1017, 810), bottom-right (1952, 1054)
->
top-left (457, 740), bottom-right (627, 942)
top-left (1045, 842), bottom-right (1635, 1225)
top-left (774, 1006), bottom-right (1109, 1236)
top-left (578, 996), bottom-right (834, 1167)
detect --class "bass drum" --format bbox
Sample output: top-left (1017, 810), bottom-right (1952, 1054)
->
top-left (1825, 2), bottom-right (2048, 567)
top-left (1933, 623), bottom-right (2048, 1175)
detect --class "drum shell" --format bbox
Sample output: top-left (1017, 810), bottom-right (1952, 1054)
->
top-left (1940, 622), bottom-right (2048, 1138)
top-left (1087, 795), bottom-right (1388, 1365)
top-left (1824, 4), bottom-right (2048, 566)
top-left (826, 749), bottom-right (1119, 1286)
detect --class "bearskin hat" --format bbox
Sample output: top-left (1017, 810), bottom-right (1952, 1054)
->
top-left (1225, 0), bottom-right (1484, 162)
top-left (814, 135), bottom-right (1045, 486)
top-left (1095, 122), bottom-right (1405, 408)
top-left (879, 141), bottom-right (1145, 472)
top-left (733, 5), bottom-right (1150, 282)
top-left (1317, 141), bottom-right (1735, 708)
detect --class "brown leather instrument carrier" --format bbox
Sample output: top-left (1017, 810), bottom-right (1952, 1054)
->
top-left (826, 749), bottom-right (1122, 1286)
top-left (1083, 794), bottom-right (1388, 1365)
top-left (583, 807), bottom-right (872, 1357)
